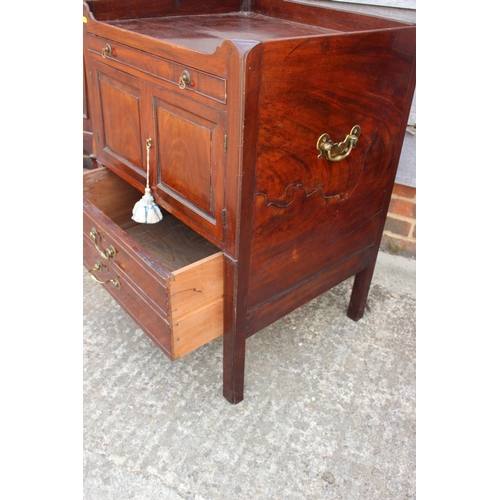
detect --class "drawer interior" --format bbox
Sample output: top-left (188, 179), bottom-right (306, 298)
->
top-left (83, 167), bottom-right (220, 271)
top-left (84, 167), bottom-right (225, 360)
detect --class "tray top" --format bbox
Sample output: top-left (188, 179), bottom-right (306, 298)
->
top-left (106, 12), bottom-right (340, 54)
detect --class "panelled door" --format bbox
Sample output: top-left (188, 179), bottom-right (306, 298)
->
top-left (150, 86), bottom-right (226, 242)
top-left (90, 59), bottom-right (148, 190)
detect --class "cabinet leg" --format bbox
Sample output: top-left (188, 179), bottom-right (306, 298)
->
top-left (347, 263), bottom-right (376, 321)
top-left (223, 328), bottom-right (246, 404)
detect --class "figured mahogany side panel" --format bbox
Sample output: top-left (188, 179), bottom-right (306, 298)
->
top-left (347, 53), bottom-right (416, 321)
top-left (248, 195), bottom-right (383, 313)
top-left (247, 28), bottom-right (416, 312)
top-left (247, 246), bottom-right (373, 335)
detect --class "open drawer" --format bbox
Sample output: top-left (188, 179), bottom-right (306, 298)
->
top-left (83, 167), bottom-right (224, 360)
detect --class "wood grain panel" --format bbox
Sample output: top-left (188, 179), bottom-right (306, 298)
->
top-left (99, 74), bottom-right (142, 168)
top-left (151, 87), bottom-right (226, 242)
top-left (157, 105), bottom-right (213, 215)
top-left (172, 298), bottom-right (224, 360)
top-left (248, 28), bottom-right (416, 310)
top-left (170, 253), bottom-right (224, 320)
top-left (247, 245), bottom-right (373, 335)
top-left (90, 61), bottom-right (147, 189)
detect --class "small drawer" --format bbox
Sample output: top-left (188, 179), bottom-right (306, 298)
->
top-left (87, 34), bottom-right (227, 104)
top-left (83, 167), bottom-right (224, 360)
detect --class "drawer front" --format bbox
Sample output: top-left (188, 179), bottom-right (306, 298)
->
top-left (83, 202), bottom-right (170, 311)
top-left (84, 237), bottom-right (173, 357)
top-left (87, 34), bottom-right (227, 105)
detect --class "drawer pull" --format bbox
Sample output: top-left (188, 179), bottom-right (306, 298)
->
top-left (316, 125), bottom-right (361, 162)
top-left (101, 43), bottom-right (112, 59)
top-left (178, 70), bottom-right (191, 89)
top-left (90, 227), bottom-right (116, 259)
top-left (87, 262), bottom-right (121, 289)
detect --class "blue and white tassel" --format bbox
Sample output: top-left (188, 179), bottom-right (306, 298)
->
top-left (132, 138), bottom-right (163, 224)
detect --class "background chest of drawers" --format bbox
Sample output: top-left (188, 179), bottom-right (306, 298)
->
top-left (83, 0), bottom-right (416, 403)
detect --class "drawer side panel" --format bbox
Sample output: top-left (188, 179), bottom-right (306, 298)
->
top-left (171, 253), bottom-right (224, 321)
top-left (172, 298), bottom-right (224, 360)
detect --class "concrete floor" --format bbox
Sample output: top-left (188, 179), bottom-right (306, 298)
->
top-left (83, 251), bottom-right (416, 499)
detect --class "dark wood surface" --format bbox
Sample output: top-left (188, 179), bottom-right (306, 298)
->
top-left (83, 0), bottom-right (416, 403)
top-left (151, 86), bottom-right (226, 243)
top-left (126, 220), bottom-right (220, 272)
top-left (106, 13), bottom-right (339, 54)
top-left (247, 27), bottom-right (416, 315)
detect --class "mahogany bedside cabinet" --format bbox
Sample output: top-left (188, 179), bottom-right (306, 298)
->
top-left (82, 0), bottom-right (416, 403)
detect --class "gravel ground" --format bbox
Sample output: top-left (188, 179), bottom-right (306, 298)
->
top-left (83, 251), bottom-right (416, 499)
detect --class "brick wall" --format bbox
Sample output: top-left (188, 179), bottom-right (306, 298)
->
top-left (381, 184), bottom-right (416, 258)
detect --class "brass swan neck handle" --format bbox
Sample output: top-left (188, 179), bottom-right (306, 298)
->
top-left (316, 125), bottom-right (361, 162)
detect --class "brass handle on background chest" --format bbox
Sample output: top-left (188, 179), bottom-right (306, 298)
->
top-left (87, 262), bottom-right (121, 289)
top-left (90, 227), bottom-right (116, 260)
top-left (316, 126), bottom-right (361, 162)
top-left (178, 70), bottom-right (191, 89)
top-left (101, 43), bottom-right (112, 58)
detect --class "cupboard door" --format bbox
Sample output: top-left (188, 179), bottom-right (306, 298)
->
top-left (151, 88), bottom-right (226, 242)
top-left (90, 60), bottom-right (147, 189)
